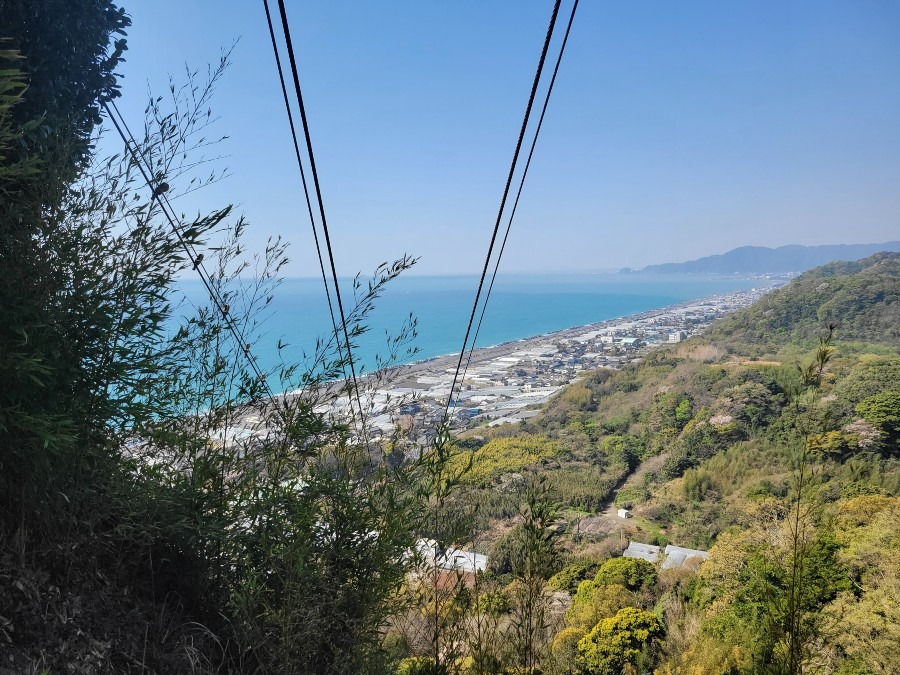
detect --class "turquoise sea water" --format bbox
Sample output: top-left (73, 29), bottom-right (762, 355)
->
top-left (178, 273), bottom-right (766, 390)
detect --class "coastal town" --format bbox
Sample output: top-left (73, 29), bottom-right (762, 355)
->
top-left (347, 285), bottom-right (779, 442)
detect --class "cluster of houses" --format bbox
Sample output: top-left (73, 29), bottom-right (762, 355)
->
top-left (383, 289), bottom-right (773, 434)
top-left (272, 288), bottom-right (777, 445)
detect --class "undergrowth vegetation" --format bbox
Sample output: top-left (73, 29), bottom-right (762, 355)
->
top-left (1, 5), bottom-right (432, 673)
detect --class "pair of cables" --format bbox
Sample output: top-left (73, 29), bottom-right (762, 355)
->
top-left (262, 0), bottom-right (368, 434)
top-left (446, 0), bottom-right (580, 416)
top-left (108, 1), bottom-right (370, 437)
top-left (264, 0), bottom-right (580, 422)
top-left (103, 99), bottom-right (276, 404)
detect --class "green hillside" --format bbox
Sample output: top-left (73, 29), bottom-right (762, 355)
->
top-left (708, 252), bottom-right (900, 350)
top-left (444, 255), bottom-right (900, 674)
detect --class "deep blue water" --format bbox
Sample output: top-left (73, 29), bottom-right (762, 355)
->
top-left (176, 273), bottom-right (765, 390)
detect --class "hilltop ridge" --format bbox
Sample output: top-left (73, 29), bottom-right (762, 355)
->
top-left (707, 251), bottom-right (900, 349)
top-left (626, 241), bottom-right (900, 275)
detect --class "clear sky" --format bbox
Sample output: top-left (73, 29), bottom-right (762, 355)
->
top-left (111, 1), bottom-right (900, 276)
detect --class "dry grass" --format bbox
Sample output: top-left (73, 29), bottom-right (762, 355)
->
top-left (674, 342), bottom-right (725, 363)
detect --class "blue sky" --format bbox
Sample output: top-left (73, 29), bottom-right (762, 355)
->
top-left (111, 1), bottom-right (900, 276)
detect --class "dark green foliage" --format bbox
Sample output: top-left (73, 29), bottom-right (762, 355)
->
top-left (693, 366), bottom-right (729, 392)
top-left (0, 0), bottom-right (133, 529)
top-left (682, 469), bottom-right (717, 503)
top-left (599, 414), bottom-right (631, 434)
top-left (455, 436), bottom-right (487, 451)
top-left (648, 391), bottom-right (693, 435)
top-left (601, 434), bottom-right (642, 470)
top-left (746, 479), bottom-right (789, 500)
top-left (661, 418), bottom-right (741, 480)
top-left (828, 356), bottom-right (900, 452)
top-left (227, 435), bottom-right (423, 674)
top-left (1, 0), bottom-right (130, 181)
top-left (509, 479), bottom-right (561, 671)
top-left (487, 486), bottom-right (559, 580)
top-left (489, 527), bottom-right (528, 577)
top-left (722, 381), bottom-right (784, 429)
top-left (856, 391), bottom-right (900, 451)
top-left (1, 33), bottom-right (237, 663)
top-left (593, 557), bottom-right (657, 591)
top-left (469, 485), bottom-right (526, 526)
top-left (615, 485), bottom-right (649, 509)
top-left (675, 397), bottom-right (694, 427)
top-left (542, 466), bottom-right (619, 512)
top-left (642, 350), bottom-right (682, 369)
top-left (756, 363), bottom-right (805, 399)
top-left (833, 356), bottom-right (900, 409)
top-left (726, 533), bottom-right (851, 671)
top-left (0, 49), bottom-right (38, 184)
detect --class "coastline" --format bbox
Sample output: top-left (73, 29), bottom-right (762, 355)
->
top-left (258, 284), bottom-right (777, 437)
top-left (370, 285), bottom-right (776, 391)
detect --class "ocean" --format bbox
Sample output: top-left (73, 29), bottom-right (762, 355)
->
top-left (177, 273), bottom-right (768, 390)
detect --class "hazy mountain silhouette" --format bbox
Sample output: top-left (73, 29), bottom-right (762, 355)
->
top-left (630, 242), bottom-right (900, 274)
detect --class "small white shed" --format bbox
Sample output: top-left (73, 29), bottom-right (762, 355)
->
top-left (617, 508), bottom-right (632, 519)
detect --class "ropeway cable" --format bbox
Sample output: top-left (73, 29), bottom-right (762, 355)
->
top-left (260, 0), bottom-right (345, 380)
top-left (455, 0), bottom-right (579, 405)
top-left (268, 0), bottom-right (370, 434)
top-left (103, 99), bottom-right (277, 404)
top-left (445, 0), bottom-right (563, 417)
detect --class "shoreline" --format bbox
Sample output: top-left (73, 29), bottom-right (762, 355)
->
top-left (259, 284), bottom-right (776, 435)
top-left (357, 286), bottom-right (776, 388)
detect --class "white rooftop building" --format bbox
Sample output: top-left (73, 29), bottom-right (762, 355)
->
top-left (623, 541), bottom-right (710, 570)
top-left (661, 544), bottom-right (710, 570)
top-left (623, 541), bottom-right (660, 563)
top-left (415, 539), bottom-right (488, 574)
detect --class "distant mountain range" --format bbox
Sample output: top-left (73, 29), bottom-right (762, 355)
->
top-left (624, 242), bottom-right (900, 275)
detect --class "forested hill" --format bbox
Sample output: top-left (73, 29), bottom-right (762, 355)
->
top-left (451, 249), bottom-right (900, 673)
top-left (633, 241), bottom-right (900, 274)
top-left (707, 251), bottom-right (900, 349)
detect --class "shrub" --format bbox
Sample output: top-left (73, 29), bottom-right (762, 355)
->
top-left (476, 590), bottom-right (510, 616)
top-left (547, 560), bottom-right (601, 594)
top-left (856, 391), bottom-right (900, 448)
top-left (576, 607), bottom-right (665, 675)
top-left (593, 557), bottom-right (657, 591)
top-left (549, 626), bottom-right (585, 672)
top-left (600, 435), bottom-right (641, 471)
top-left (565, 582), bottom-right (634, 630)
top-left (615, 486), bottom-right (649, 509)
top-left (453, 435), bottom-right (558, 486)
top-left (543, 467), bottom-right (618, 512)
top-left (397, 656), bottom-right (448, 675)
